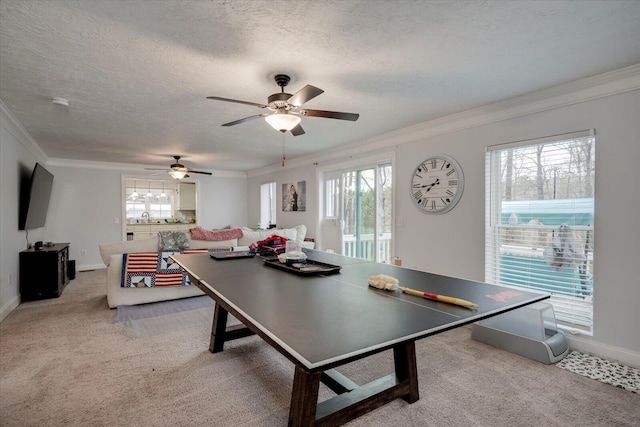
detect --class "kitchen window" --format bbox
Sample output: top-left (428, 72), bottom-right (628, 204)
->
top-left (124, 179), bottom-right (177, 222)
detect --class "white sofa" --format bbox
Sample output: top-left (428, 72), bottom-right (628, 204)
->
top-left (99, 225), bottom-right (307, 308)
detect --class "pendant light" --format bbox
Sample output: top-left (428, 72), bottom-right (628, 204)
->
top-left (131, 180), bottom-right (139, 199)
top-left (146, 181), bottom-right (153, 198)
top-left (160, 181), bottom-right (167, 198)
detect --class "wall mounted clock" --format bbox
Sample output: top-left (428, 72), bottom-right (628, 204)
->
top-left (411, 154), bottom-right (464, 214)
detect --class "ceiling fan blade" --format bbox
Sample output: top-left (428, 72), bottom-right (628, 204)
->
top-left (290, 124), bottom-right (305, 136)
top-left (188, 170), bottom-right (213, 175)
top-left (222, 113), bottom-right (269, 127)
top-left (288, 85), bottom-right (324, 107)
top-left (206, 96), bottom-right (267, 109)
top-left (145, 168), bottom-right (169, 171)
top-left (300, 109), bottom-right (359, 121)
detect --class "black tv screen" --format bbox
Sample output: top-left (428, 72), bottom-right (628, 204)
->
top-left (19, 163), bottom-right (54, 230)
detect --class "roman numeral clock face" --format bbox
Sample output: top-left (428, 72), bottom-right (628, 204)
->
top-left (411, 155), bottom-right (464, 214)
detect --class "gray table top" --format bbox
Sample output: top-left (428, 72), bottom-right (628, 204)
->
top-left (174, 250), bottom-right (548, 371)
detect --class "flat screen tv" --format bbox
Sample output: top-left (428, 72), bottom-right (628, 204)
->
top-left (19, 163), bottom-right (54, 230)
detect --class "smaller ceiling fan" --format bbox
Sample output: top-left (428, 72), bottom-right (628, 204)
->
top-left (145, 156), bottom-right (212, 180)
top-left (207, 74), bottom-right (359, 136)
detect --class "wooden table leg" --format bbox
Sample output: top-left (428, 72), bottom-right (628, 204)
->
top-left (210, 302), bottom-right (228, 353)
top-left (288, 366), bottom-right (321, 427)
top-left (291, 341), bottom-right (419, 426)
top-left (393, 340), bottom-right (419, 403)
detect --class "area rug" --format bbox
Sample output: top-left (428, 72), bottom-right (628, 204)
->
top-left (112, 296), bottom-right (215, 337)
top-left (556, 351), bottom-right (639, 393)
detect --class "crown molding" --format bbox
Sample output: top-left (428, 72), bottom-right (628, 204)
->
top-left (247, 145), bottom-right (399, 177)
top-left (6, 63), bottom-right (640, 180)
top-left (0, 99), bottom-right (49, 163)
top-left (248, 63), bottom-right (640, 178)
top-left (46, 157), bottom-right (246, 179)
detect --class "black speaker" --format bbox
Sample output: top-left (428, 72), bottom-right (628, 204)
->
top-left (68, 260), bottom-right (76, 280)
top-left (34, 241), bottom-right (43, 250)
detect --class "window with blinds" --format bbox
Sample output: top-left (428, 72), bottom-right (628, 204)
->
top-left (485, 130), bottom-right (595, 334)
top-left (260, 182), bottom-right (276, 229)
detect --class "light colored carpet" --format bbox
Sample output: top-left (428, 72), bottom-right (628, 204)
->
top-left (113, 296), bottom-right (215, 337)
top-left (1, 270), bottom-right (638, 426)
top-left (112, 295), bottom-right (214, 323)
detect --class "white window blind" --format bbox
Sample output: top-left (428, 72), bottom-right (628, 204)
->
top-left (260, 182), bottom-right (276, 229)
top-left (485, 130), bottom-right (595, 334)
top-left (324, 177), bottom-right (340, 218)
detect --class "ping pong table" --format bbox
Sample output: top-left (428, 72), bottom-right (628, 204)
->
top-left (174, 250), bottom-right (548, 426)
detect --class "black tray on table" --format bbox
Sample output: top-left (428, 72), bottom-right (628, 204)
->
top-left (263, 259), bottom-right (341, 275)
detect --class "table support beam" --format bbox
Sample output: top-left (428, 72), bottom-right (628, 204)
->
top-left (288, 341), bottom-right (419, 426)
top-left (209, 303), bottom-right (254, 353)
top-left (394, 340), bottom-right (419, 403)
top-left (321, 369), bottom-right (358, 394)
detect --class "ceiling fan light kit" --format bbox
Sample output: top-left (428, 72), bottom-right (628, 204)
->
top-left (145, 156), bottom-right (212, 180)
top-left (265, 113), bottom-right (301, 132)
top-left (168, 169), bottom-right (188, 180)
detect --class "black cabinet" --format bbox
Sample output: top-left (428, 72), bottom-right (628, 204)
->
top-left (19, 243), bottom-right (70, 301)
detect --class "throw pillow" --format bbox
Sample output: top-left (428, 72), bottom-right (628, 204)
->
top-left (158, 231), bottom-right (191, 251)
top-left (159, 231), bottom-right (179, 251)
top-left (173, 231), bottom-right (190, 249)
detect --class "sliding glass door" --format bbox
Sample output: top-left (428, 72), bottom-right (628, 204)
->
top-left (321, 159), bottom-right (393, 263)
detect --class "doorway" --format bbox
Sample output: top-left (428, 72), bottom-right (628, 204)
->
top-left (319, 156), bottom-right (393, 263)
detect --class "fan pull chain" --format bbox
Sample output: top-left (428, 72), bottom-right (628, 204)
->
top-left (282, 132), bottom-right (286, 167)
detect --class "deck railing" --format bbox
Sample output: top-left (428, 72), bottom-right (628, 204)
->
top-left (342, 233), bottom-right (392, 263)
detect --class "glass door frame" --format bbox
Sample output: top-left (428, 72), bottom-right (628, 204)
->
top-left (316, 151), bottom-right (396, 263)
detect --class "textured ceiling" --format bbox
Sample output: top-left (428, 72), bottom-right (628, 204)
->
top-left (1, 0), bottom-right (640, 173)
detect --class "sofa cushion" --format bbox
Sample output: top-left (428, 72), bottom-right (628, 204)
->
top-left (99, 235), bottom-right (240, 266)
top-left (238, 227), bottom-right (297, 246)
top-left (292, 224), bottom-right (307, 242)
top-left (188, 238), bottom-right (238, 250)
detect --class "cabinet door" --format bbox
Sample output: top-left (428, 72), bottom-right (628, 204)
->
top-left (58, 250), bottom-right (67, 287)
top-left (179, 183), bottom-right (196, 210)
top-left (133, 232), bottom-right (156, 240)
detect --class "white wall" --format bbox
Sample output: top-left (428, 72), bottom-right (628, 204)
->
top-left (246, 167), bottom-right (317, 237)
top-left (197, 174), bottom-right (248, 230)
top-left (0, 105), bottom-right (47, 321)
top-left (246, 89), bottom-right (640, 366)
top-left (43, 166), bottom-right (248, 270)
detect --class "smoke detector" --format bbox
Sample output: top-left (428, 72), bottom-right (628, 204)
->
top-left (52, 97), bottom-right (69, 107)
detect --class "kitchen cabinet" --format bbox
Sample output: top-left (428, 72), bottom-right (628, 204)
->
top-left (178, 182), bottom-right (196, 211)
top-left (126, 223), bottom-right (193, 240)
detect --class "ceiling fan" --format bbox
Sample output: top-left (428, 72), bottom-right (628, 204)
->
top-left (206, 74), bottom-right (359, 135)
top-left (145, 156), bottom-right (212, 180)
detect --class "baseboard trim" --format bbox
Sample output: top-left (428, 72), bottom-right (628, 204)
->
top-left (78, 263), bottom-right (106, 272)
top-left (566, 335), bottom-right (640, 369)
top-left (0, 295), bottom-right (20, 323)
